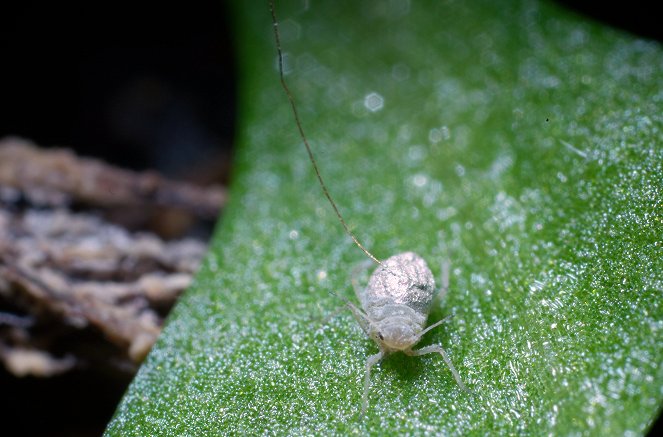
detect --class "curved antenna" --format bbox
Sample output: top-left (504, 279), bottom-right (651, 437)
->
top-left (269, 0), bottom-right (381, 266)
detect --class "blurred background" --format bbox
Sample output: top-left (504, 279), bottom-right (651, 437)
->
top-left (0, 0), bottom-right (658, 435)
top-left (0, 0), bottom-right (235, 179)
top-left (0, 1), bottom-right (233, 435)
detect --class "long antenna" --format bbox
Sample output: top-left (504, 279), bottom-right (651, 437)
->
top-left (269, 0), bottom-right (382, 266)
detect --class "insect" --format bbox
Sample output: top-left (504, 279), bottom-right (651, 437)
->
top-left (269, 0), bottom-right (472, 415)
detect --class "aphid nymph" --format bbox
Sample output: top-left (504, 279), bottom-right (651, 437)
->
top-left (269, 1), bottom-right (471, 415)
top-left (347, 252), bottom-right (470, 414)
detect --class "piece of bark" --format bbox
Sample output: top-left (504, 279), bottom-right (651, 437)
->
top-left (0, 140), bottom-right (220, 377)
top-left (0, 207), bottom-right (208, 375)
top-left (0, 136), bottom-right (226, 218)
top-left (0, 345), bottom-right (77, 377)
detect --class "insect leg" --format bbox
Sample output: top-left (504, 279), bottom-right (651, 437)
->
top-left (417, 314), bottom-right (454, 338)
top-left (361, 350), bottom-right (384, 416)
top-left (436, 259), bottom-right (450, 300)
top-left (407, 344), bottom-right (472, 394)
top-left (346, 301), bottom-right (373, 337)
top-left (327, 290), bottom-right (373, 336)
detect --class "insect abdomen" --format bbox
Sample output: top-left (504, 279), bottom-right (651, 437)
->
top-left (361, 251), bottom-right (436, 316)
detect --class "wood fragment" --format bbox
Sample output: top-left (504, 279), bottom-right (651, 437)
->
top-left (0, 136), bottom-right (226, 218)
top-left (0, 139), bottom-right (220, 377)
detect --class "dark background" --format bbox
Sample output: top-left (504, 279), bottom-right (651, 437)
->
top-left (0, 1), bottom-right (659, 435)
top-left (0, 0), bottom-right (235, 177)
top-left (0, 1), bottom-right (234, 436)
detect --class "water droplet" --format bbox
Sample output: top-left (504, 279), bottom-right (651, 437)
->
top-left (413, 173), bottom-right (428, 187)
top-left (364, 92), bottom-right (384, 112)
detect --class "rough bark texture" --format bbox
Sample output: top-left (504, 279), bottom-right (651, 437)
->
top-left (0, 137), bottom-right (222, 377)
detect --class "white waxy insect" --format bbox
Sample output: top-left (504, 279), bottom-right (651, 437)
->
top-left (346, 252), bottom-right (471, 414)
top-left (269, 0), bottom-right (472, 415)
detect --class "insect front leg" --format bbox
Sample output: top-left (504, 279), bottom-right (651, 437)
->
top-left (345, 300), bottom-right (373, 337)
top-left (406, 344), bottom-right (473, 394)
top-left (326, 289), bottom-right (373, 336)
top-left (316, 290), bottom-right (352, 327)
top-left (320, 301), bottom-right (377, 336)
top-left (361, 350), bottom-right (384, 416)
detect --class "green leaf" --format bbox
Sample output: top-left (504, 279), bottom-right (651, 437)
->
top-left (106, 0), bottom-right (662, 434)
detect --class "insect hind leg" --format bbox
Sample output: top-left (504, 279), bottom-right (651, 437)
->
top-left (407, 344), bottom-right (473, 394)
top-left (437, 259), bottom-right (450, 300)
top-left (361, 350), bottom-right (384, 416)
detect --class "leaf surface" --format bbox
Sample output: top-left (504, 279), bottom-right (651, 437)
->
top-left (106, 0), bottom-right (663, 434)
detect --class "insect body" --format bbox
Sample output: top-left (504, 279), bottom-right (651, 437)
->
top-left (346, 252), bottom-right (470, 414)
top-left (358, 252), bottom-right (435, 353)
top-left (268, 0), bottom-right (471, 416)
